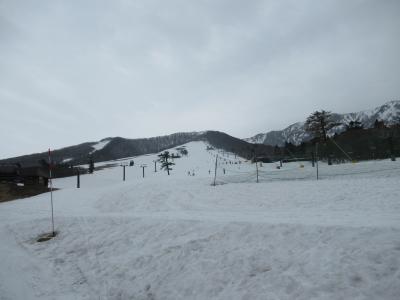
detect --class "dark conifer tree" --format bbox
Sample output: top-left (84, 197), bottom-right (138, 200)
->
top-left (345, 119), bottom-right (364, 131)
top-left (158, 151), bottom-right (174, 175)
top-left (305, 110), bottom-right (338, 142)
top-left (88, 157), bottom-right (94, 174)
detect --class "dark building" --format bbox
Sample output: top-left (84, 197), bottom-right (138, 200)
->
top-left (0, 162), bottom-right (49, 187)
top-left (374, 119), bottom-right (386, 129)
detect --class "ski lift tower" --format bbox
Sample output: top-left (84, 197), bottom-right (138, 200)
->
top-left (140, 164), bottom-right (147, 178)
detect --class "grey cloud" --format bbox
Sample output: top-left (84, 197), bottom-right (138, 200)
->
top-left (0, 0), bottom-right (399, 158)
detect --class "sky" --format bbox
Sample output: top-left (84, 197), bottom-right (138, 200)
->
top-left (1, 0), bottom-right (399, 159)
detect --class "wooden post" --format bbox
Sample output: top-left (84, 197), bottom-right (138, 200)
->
top-left (123, 165), bottom-right (126, 181)
top-left (154, 161), bottom-right (157, 172)
top-left (77, 169), bottom-right (80, 188)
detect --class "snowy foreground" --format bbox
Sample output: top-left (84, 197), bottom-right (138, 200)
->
top-left (1, 142), bottom-right (400, 300)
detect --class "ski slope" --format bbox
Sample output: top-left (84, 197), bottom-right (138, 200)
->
top-left (1, 141), bottom-right (400, 299)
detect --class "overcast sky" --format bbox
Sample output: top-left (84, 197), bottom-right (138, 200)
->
top-left (1, 0), bottom-right (399, 159)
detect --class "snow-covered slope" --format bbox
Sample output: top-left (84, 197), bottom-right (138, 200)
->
top-left (1, 130), bottom-right (265, 167)
top-left (1, 141), bottom-right (400, 299)
top-left (89, 138), bottom-right (112, 154)
top-left (247, 100), bottom-right (400, 146)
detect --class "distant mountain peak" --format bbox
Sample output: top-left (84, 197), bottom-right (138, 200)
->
top-left (246, 100), bottom-right (400, 146)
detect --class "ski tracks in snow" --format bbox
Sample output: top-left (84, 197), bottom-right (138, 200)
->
top-left (0, 225), bottom-right (61, 300)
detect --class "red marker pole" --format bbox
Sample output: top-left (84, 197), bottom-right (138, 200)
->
top-left (48, 149), bottom-right (55, 236)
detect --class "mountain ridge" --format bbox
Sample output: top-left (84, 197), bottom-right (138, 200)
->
top-left (2, 101), bottom-right (399, 166)
top-left (0, 131), bottom-right (274, 166)
top-left (245, 100), bottom-right (400, 146)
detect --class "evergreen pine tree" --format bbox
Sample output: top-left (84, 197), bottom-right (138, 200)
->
top-left (305, 110), bottom-right (338, 142)
top-left (88, 157), bottom-right (94, 174)
top-left (158, 151), bottom-right (174, 175)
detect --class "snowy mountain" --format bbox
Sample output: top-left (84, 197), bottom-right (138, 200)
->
top-left (0, 132), bottom-right (201, 165)
top-left (3, 101), bottom-right (398, 166)
top-left (246, 100), bottom-right (400, 146)
top-left (0, 131), bottom-right (274, 166)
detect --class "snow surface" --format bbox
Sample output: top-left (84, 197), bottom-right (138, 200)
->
top-left (89, 139), bottom-right (111, 154)
top-left (1, 141), bottom-right (400, 299)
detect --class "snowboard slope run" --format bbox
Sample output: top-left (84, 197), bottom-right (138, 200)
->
top-left (1, 142), bottom-right (399, 299)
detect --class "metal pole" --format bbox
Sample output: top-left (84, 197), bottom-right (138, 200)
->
top-left (315, 143), bottom-right (319, 180)
top-left (255, 158), bottom-right (259, 183)
top-left (213, 155), bottom-right (218, 186)
top-left (48, 149), bottom-right (55, 237)
top-left (311, 152), bottom-right (315, 167)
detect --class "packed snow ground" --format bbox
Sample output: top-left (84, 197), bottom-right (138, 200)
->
top-left (1, 141), bottom-right (400, 299)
